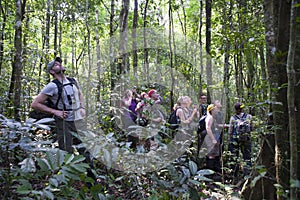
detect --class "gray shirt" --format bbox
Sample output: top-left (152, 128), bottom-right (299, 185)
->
top-left (41, 78), bottom-right (83, 121)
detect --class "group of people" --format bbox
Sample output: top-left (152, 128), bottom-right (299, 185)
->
top-left (120, 88), bottom-right (165, 130)
top-left (198, 95), bottom-right (253, 181)
top-left (31, 56), bottom-right (254, 184)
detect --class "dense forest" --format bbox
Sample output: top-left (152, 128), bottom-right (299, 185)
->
top-left (0, 0), bottom-right (299, 199)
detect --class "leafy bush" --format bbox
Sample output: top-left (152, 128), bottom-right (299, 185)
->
top-left (0, 114), bottom-right (103, 200)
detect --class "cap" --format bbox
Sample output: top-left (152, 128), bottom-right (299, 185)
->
top-left (207, 104), bottom-right (216, 112)
top-left (234, 102), bottom-right (245, 110)
top-left (148, 89), bottom-right (156, 97)
top-left (47, 57), bottom-right (62, 73)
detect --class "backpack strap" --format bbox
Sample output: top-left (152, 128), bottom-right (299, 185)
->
top-left (52, 77), bottom-right (78, 110)
top-left (233, 114), bottom-right (240, 120)
top-left (241, 113), bottom-right (247, 119)
top-left (52, 79), bottom-right (64, 110)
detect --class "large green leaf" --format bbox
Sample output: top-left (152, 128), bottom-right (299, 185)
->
top-left (16, 179), bottom-right (32, 195)
top-left (36, 157), bottom-right (51, 172)
top-left (188, 160), bottom-right (198, 175)
top-left (34, 118), bottom-right (55, 124)
top-left (45, 151), bottom-right (58, 171)
top-left (19, 158), bottom-right (36, 173)
top-left (69, 163), bottom-right (88, 173)
top-left (64, 154), bottom-right (75, 165)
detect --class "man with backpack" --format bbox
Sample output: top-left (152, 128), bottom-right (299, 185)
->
top-left (31, 57), bottom-right (86, 154)
top-left (228, 102), bottom-right (253, 178)
top-left (198, 94), bottom-right (208, 118)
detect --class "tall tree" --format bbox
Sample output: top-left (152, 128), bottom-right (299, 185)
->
top-left (95, 9), bottom-right (102, 101)
top-left (119, 0), bottom-right (129, 76)
top-left (109, 0), bottom-right (115, 90)
top-left (143, 0), bottom-right (150, 84)
top-left (168, 0), bottom-right (174, 110)
top-left (287, 0), bottom-right (300, 198)
top-left (261, 0), bottom-right (291, 199)
top-left (222, 0), bottom-right (233, 123)
top-left (0, 0), bottom-right (7, 74)
top-left (198, 0), bottom-right (204, 97)
top-left (205, 0), bottom-right (212, 102)
top-left (12, 0), bottom-right (25, 120)
top-left (132, 0), bottom-right (138, 76)
top-left (273, 1), bottom-right (291, 198)
top-left (53, 0), bottom-right (58, 57)
top-left (243, 0), bottom-right (292, 199)
top-left (85, 0), bottom-right (91, 114)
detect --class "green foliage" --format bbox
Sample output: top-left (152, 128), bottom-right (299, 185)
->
top-left (0, 0), bottom-right (285, 198)
top-left (0, 114), bottom-right (101, 199)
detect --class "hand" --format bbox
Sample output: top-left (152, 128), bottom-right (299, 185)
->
top-left (54, 110), bottom-right (69, 119)
top-left (80, 108), bottom-right (86, 117)
top-left (223, 124), bottom-right (230, 128)
top-left (212, 138), bottom-right (217, 145)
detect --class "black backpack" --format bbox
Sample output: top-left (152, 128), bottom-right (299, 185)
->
top-left (29, 77), bottom-right (77, 120)
top-left (233, 113), bottom-right (251, 141)
top-left (167, 108), bottom-right (181, 131)
top-left (197, 115), bottom-right (207, 135)
top-left (196, 115), bottom-right (207, 156)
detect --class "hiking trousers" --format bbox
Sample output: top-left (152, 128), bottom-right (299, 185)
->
top-left (55, 118), bottom-right (85, 153)
top-left (228, 136), bottom-right (252, 176)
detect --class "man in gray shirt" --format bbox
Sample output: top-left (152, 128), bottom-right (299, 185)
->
top-left (31, 57), bottom-right (86, 153)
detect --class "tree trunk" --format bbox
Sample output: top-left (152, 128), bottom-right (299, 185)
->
top-left (287, 0), bottom-right (299, 198)
top-left (262, 0), bottom-right (291, 199)
top-left (12, 0), bottom-right (25, 121)
top-left (132, 0), bottom-right (138, 77)
top-left (119, 0), bottom-right (129, 76)
top-left (0, 0), bottom-right (6, 75)
top-left (222, 0), bottom-right (233, 124)
top-left (205, 0), bottom-right (212, 101)
top-left (41, 0), bottom-right (51, 90)
top-left (177, 0), bottom-right (187, 55)
top-left (168, 0), bottom-right (174, 111)
top-left (53, 1), bottom-right (58, 57)
top-left (143, 0), bottom-right (149, 84)
top-left (198, 0), bottom-right (203, 97)
top-left (259, 46), bottom-right (268, 101)
top-left (95, 10), bottom-right (102, 102)
top-left (243, 0), bottom-right (291, 199)
top-left (294, 1), bottom-right (300, 192)
top-left (110, 0), bottom-right (115, 91)
top-left (274, 1), bottom-right (291, 198)
top-left (85, 0), bottom-right (91, 115)
top-left (22, 5), bottom-right (30, 116)
top-left (242, 134), bottom-right (276, 200)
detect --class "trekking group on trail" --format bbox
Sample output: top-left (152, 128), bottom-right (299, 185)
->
top-left (30, 57), bottom-right (254, 183)
top-left (119, 88), bottom-right (254, 181)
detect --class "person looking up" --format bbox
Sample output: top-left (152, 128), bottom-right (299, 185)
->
top-left (203, 104), bottom-right (221, 174)
top-left (31, 57), bottom-right (86, 154)
top-left (121, 89), bottom-right (138, 128)
top-left (199, 94), bottom-right (208, 117)
top-left (148, 89), bottom-right (163, 104)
